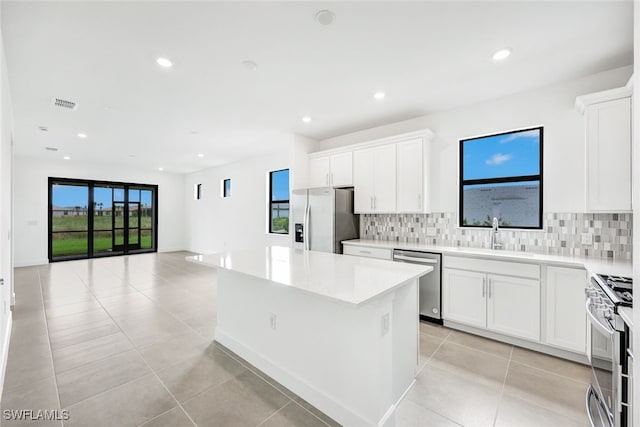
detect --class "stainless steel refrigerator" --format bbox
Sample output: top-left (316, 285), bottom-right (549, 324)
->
top-left (291, 188), bottom-right (359, 253)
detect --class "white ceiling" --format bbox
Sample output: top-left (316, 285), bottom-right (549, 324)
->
top-left (1, 1), bottom-right (633, 174)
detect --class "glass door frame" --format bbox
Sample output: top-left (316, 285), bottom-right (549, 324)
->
top-left (48, 177), bottom-right (159, 262)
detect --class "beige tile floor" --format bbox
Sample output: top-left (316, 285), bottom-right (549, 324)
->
top-left (2, 252), bottom-right (590, 427)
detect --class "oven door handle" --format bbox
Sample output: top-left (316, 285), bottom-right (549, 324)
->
top-left (586, 385), bottom-right (614, 427)
top-left (585, 298), bottom-right (615, 336)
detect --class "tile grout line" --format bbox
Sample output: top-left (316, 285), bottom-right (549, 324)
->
top-left (507, 358), bottom-right (592, 386)
top-left (63, 256), bottom-right (199, 427)
top-left (254, 400), bottom-right (292, 427)
top-left (35, 267), bottom-right (65, 427)
top-left (135, 405), bottom-right (183, 427)
top-left (415, 328), bottom-right (451, 376)
top-left (492, 345), bottom-right (514, 427)
top-left (210, 343), bottom-right (334, 426)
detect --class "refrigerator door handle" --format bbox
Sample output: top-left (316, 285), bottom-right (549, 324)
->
top-left (304, 203), bottom-right (311, 251)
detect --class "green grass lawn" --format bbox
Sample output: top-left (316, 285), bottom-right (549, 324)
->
top-left (52, 215), bottom-right (152, 231)
top-left (53, 235), bottom-right (153, 257)
top-left (52, 215), bottom-right (154, 257)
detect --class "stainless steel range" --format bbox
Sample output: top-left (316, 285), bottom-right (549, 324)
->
top-left (586, 274), bottom-right (632, 427)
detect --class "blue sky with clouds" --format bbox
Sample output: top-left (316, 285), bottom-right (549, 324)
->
top-left (462, 128), bottom-right (541, 180)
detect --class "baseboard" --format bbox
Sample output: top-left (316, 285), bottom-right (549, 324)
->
top-left (14, 258), bottom-right (48, 267)
top-left (443, 320), bottom-right (589, 364)
top-left (216, 329), bottom-right (377, 427)
top-left (0, 314), bottom-right (13, 402)
top-left (379, 379), bottom-right (416, 427)
top-left (157, 247), bottom-right (188, 253)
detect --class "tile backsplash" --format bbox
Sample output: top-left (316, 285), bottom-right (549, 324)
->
top-left (361, 212), bottom-right (632, 259)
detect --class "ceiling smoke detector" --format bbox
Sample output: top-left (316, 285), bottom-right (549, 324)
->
top-left (51, 97), bottom-right (78, 110)
top-left (315, 10), bottom-right (336, 26)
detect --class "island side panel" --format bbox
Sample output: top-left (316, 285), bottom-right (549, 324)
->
top-left (214, 269), bottom-right (418, 427)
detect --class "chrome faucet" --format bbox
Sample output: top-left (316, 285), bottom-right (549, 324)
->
top-left (490, 217), bottom-right (503, 250)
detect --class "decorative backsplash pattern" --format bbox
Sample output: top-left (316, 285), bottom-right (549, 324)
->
top-left (361, 212), bottom-right (632, 259)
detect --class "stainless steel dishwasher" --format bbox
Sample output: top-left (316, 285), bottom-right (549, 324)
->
top-left (392, 249), bottom-right (442, 324)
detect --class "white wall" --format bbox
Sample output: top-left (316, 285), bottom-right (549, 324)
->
top-left (185, 150), bottom-right (290, 254)
top-left (319, 66), bottom-right (633, 214)
top-left (290, 133), bottom-right (318, 191)
top-left (13, 156), bottom-right (186, 266)
top-left (0, 13), bottom-right (14, 400)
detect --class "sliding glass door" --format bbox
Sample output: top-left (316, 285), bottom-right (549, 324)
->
top-left (49, 178), bottom-right (158, 262)
top-left (50, 183), bottom-right (90, 258)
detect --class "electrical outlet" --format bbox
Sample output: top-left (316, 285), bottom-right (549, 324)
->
top-left (381, 313), bottom-right (390, 336)
top-left (269, 313), bottom-right (277, 330)
top-left (581, 233), bottom-right (593, 245)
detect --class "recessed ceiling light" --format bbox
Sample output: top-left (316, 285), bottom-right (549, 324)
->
top-left (158, 167), bottom-right (164, 171)
top-left (77, 133), bottom-right (87, 139)
top-left (374, 92), bottom-right (386, 100)
top-left (63, 156), bottom-right (71, 160)
top-left (197, 153), bottom-right (204, 158)
top-left (492, 48), bottom-right (512, 61)
top-left (302, 116), bottom-right (312, 123)
top-left (315, 10), bottom-right (336, 26)
top-left (156, 57), bottom-right (173, 68)
top-left (242, 60), bottom-right (258, 71)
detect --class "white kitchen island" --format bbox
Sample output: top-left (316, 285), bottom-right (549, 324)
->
top-left (187, 246), bottom-right (431, 427)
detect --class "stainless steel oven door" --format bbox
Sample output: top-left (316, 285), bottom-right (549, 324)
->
top-left (587, 385), bottom-right (614, 427)
top-left (586, 297), bottom-right (616, 426)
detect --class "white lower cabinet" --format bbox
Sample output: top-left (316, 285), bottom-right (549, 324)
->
top-left (443, 258), bottom-right (541, 342)
top-left (544, 266), bottom-right (587, 353)
top-left (486, 274), bottom-right (540, 341)
top-left (442, 269), bottom-right (486, 329)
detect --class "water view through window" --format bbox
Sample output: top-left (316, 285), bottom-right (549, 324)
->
top-left (460, 127), bottom-right (543, 229)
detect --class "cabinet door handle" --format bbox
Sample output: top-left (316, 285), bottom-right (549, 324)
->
top-left (374, 196), bottom-right (377, 210)
top-left (482, 278), bottom-right (486, 297)
top-left (488, 278), bottom-right (492, 299)
top-left (418, 194), bottom-right (421, 209)
top-left (370, 196), bottom-right (373, 210)
top-left (331, 172), bottom-right (334, 185)
top-left (326, 174), bottom-right (329, 185)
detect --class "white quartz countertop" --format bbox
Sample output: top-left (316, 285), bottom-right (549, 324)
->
top-left (187, 246), bottom-right (432, 306)
top-left (342, 239), bottom-right (633, 277)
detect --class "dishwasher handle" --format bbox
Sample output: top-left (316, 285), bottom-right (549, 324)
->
top-left (393, 254), bottom-right (438, 265)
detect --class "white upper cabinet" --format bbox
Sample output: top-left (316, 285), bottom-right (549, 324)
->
top-left (330, 152), bottom-right (353, 187)
top-left (308, 129), bottom-right (434, 213)
top-left (397, 138), bottom-right (424, 213)
top-left (576, 86), bottom-right (632, 212)
top-left (308, 152), bottom-right (353, 188)
top-left (309, 156), bottom-right (331, 188)
top-left (353, 149), bottom-right (376, 212)
top-left (353, 145), bottom-right (396, 213)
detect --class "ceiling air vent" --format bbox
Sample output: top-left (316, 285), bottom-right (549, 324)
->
top-left (51, 97), bottom-right (77, 110)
